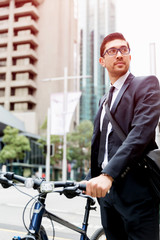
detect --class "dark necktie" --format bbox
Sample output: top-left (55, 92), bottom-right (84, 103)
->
top-left (98, 86), bottom-right (115, 167)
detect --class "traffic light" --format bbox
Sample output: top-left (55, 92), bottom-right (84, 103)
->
top-left (44, 144), bottom-right (54, 156)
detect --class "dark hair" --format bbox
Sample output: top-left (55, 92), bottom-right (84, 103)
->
top-left (100, 32), bottom-right (130, 57)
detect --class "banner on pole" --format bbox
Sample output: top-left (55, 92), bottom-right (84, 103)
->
top-left (50, 92), bottom-right (81, 135)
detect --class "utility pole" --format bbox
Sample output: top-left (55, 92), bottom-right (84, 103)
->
top-left (43, 67), bottom-right (92, 181)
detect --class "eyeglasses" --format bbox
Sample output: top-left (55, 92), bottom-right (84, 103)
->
top-left (103, 46), bottom-right (130, 57)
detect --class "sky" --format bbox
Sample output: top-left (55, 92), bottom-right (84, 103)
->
top-left (116, 0), bottom-right (160, 78)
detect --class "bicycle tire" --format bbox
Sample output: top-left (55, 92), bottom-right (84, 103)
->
top-left (90, 227), bottom-right (106, 240)
top-left (37, 225), bottom-right (49, 240)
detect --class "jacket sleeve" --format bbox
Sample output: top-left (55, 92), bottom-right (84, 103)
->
top-left (102, 75), bottom-right (160, 179)
top-left (84, 169), bottom-right (91, 180)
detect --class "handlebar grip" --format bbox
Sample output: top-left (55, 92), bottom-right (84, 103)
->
top-left (4, 172), bottom-right (26, 183)
top-left (78, 184), bottom-right (86, 191)
top-left (0, 176), bottom-right (13, 188)
top-left (54, 181), bottom-right (75, 188)
top-left (4, 172), bottom-right (14, 180)
top-left (4, 172), bottom-right (42, 189)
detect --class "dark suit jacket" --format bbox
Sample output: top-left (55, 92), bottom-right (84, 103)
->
top-left (86, 73), bottom-right (160, 188)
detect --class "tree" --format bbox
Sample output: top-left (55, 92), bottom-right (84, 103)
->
top-left (38, 119), bottom-right (93, 180)
top-left (50, 135), bottom-right (63, 165)
top-left (0, 126), bottom-right (31, 164)
top-left (67, 120), bottom-right (93, 180)
top-left (37, 135), bottom-right (63, 166)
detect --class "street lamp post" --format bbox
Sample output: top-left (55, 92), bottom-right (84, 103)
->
top-left (43, 67), bottom-right (91, 181)
top-left (46, 107), bottom-right (51, 182)
top-left (62, 67), bottom-right (68, 182)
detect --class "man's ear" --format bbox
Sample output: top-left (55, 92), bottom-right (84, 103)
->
top-left (99, 57), bottom-right (105, 67)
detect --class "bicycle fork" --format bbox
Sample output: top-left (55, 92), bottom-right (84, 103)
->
top-left (80, 198), bottom-right (97, 240)
top-left (13, 195), bottom-right (46, 240)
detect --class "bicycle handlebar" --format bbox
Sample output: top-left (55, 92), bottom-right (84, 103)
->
top-left (0, 171), bottom-right (95, 205)
top-left (0, 171), bottom-right (86, 192)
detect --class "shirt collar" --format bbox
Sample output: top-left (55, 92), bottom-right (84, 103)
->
top-left (112, 71), bottom-right (130, 90)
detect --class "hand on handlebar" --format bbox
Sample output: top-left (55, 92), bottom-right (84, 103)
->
top-left (84, 175), bottom-right (113, 198)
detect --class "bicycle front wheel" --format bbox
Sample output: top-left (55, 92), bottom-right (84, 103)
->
top-left (90, 227), bottom-right (106, 240)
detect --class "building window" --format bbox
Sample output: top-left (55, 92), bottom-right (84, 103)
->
top-left (0, 32), bottom-right (8, 38)
top-left (14, 103), bottom-right (28, 111)
top-left (15, 2), bottom-right (32, 8)
top-left (0, 89), bottom-right (5, 97)
top-left (28, 88), bottom-right (34, 95)
top-left (0, 46), bottom-right (7, 53)
top-left (15, 88), bottom-right (28, 96)
top-left (0, 73), bottom-right (6, 80)
top-left (10, 103), bottom-right (14, 111)
top-left (17, 29), bottom-right (31, 36)
top-left (0, 19), bottom-right (8, 26)
top-left (28, 103), bottom-right (33, 110)
top-left (11, 88), bottom-right (15, 96)
top-left (17, 58), bottom-right (30, 66)
top-left (0, 6), bottom-right (9, 11)
top-left (16, 72), bottom-right (29, 81)
top-left (0, 60), bottom-right (6, 67)
top-left (15, 58), bottom-right (30, 66)
top-left (17, 44), bottom-right (30, 51)
top-left (17, 16), bottom-right (32, 22)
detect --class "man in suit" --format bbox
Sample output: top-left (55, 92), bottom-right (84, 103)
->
top-left (84, 32), bottom-right (160, 239)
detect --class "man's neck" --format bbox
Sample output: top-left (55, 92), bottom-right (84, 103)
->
top-left (109, 71), bottom-right (129, 85)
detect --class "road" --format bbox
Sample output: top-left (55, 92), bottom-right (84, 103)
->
top-left (0, 185), bottom-right (102, 240)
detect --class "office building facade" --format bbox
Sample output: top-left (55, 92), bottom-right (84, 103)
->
top-left (78, 0), bottom-right (116, 122)
top-left (0, 0), bottom-right (79, 135)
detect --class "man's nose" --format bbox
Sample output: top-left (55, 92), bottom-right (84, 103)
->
top-left (116, 50), bottom-right (123, 58)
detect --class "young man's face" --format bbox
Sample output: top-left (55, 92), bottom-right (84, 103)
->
top-left (99, 39), bottom-right (131, 82)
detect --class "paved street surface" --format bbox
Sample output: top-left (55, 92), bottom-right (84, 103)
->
top-left (0, 184), bottom-right (102, 240)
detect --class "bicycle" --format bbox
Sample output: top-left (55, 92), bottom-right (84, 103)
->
top-left (0, 171), bottom-right (106, 240)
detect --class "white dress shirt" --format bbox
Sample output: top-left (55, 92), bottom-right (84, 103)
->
top-left (100, 71), bottom-right (130, 169)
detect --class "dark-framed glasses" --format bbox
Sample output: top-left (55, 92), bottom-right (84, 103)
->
top-left (103, 46), bottom-right (130, 57)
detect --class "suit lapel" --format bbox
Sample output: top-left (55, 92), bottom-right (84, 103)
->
top-left (111, 73), bottom-right (135, 114)
top-left (91, 73), bottom-right (135, 146)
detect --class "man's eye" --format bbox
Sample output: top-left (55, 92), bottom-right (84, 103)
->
top-left (121, 47), bottom-right (128, 53)
top-left (108, 49), bottom-right (117, 54)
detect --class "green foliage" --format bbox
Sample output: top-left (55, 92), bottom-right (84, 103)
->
top-left (50, 135), bottom-right (63, 165)
top-left (0, 126), bottom-right (31, 163)
top-left (67, 120), bottom-right (93, 169)
top-left (38, 119), bottom-right (93, 180)
top-left (37, 135), bottom-right (63, 165)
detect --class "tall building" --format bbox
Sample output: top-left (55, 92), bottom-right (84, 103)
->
top-left (0, 0), bottom-right (79, 135)
top-left (78, 0), bottom-right (116, 122)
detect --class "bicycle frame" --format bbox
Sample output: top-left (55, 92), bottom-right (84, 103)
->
top-left (28, 193), bottom-right (95, 240)
top-left (0, 172), bottom-right (99, 240)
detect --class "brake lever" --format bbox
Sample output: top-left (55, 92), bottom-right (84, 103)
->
top-left (78, 193), bottom-right (96, 206)
top-left (0, 176), bottom-right (13, 188)
top-left (62, 186), bottom-right (82, 199)
top-left (54, 189), bottom-right (63, 195)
